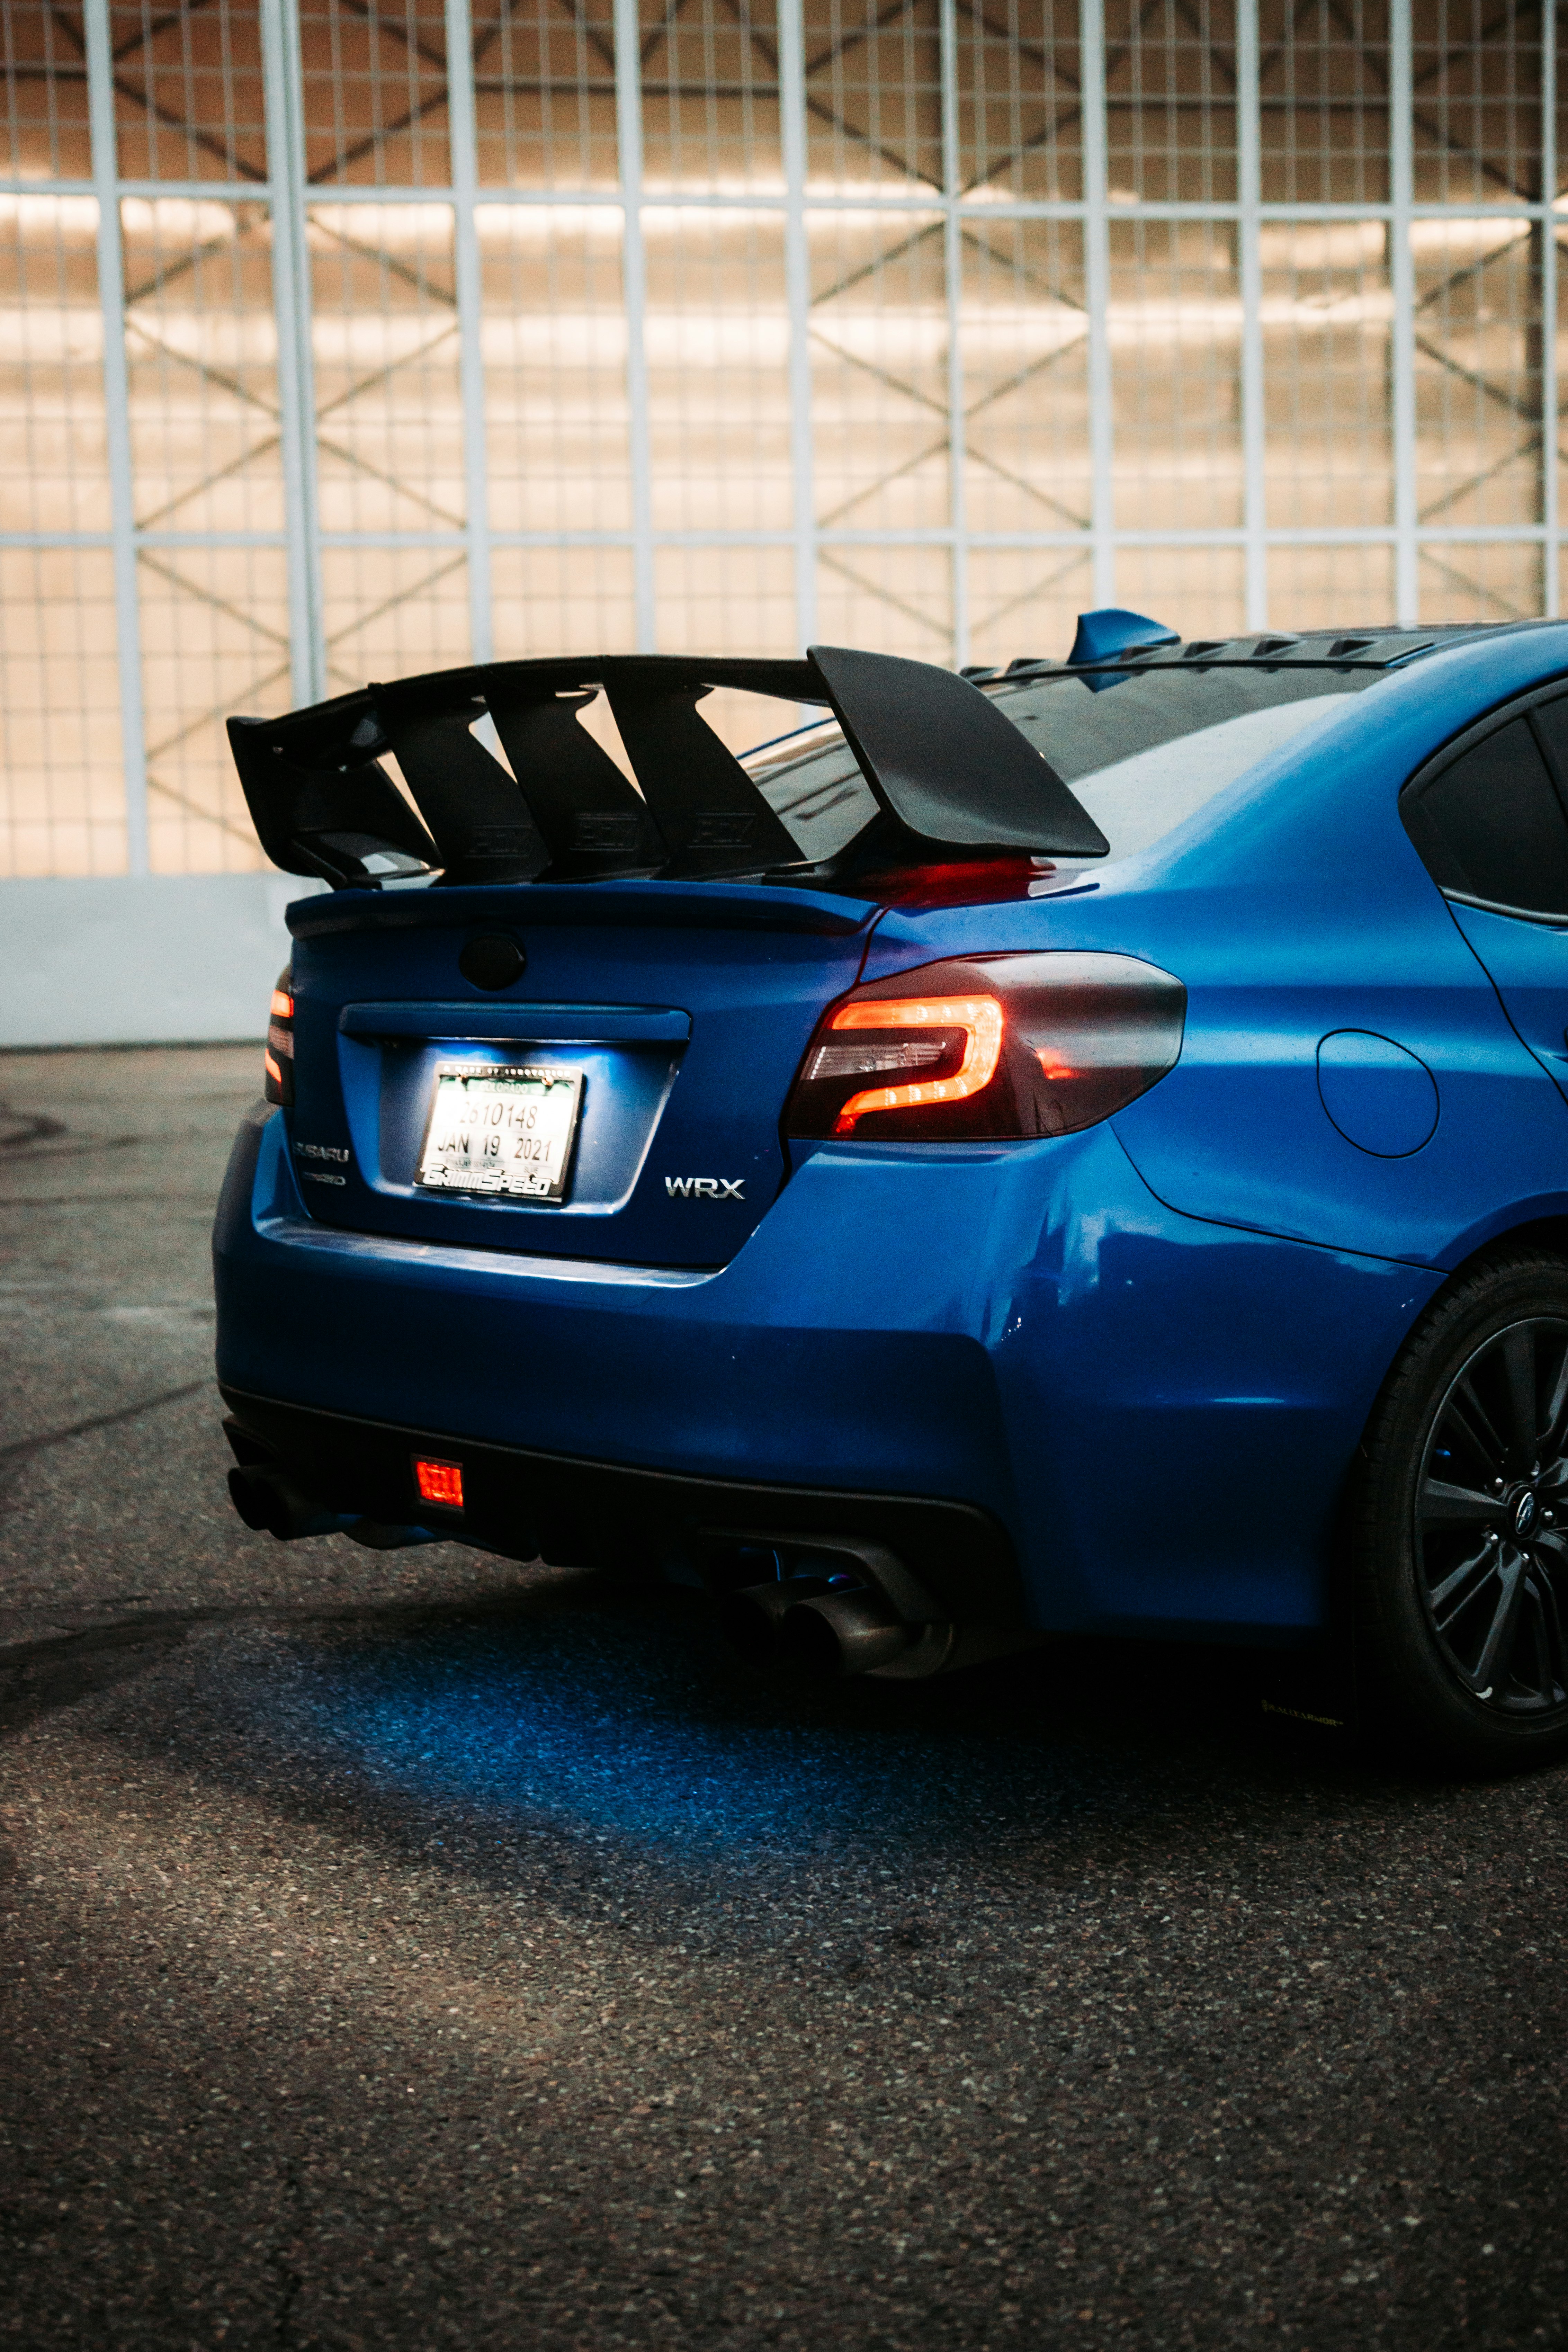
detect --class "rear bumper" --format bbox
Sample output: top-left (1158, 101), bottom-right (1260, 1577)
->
top-left (219, 1384), bottom-right (1023, 1622)
top-left (214, 1101), bottom-right (1440, 1642)
top-left (215, 1102), bottom-right (1030, 1617)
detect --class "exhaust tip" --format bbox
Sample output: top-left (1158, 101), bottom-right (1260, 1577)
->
top-left (227, 1464), bottom-right (282, 1535)
top-left (699, 1530), bottom-right (983, 1681)
top-left (716, 1575), bottom-right (832, 1666)
top-left (775, 1599), bottom-right (848, 1680)
top-left (226, 1464), bottom-right (345, 1543)
top-left (778, 1590), bottom-right (921, 1680)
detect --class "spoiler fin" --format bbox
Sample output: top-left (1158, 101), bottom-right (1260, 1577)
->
top-left (226, 646), bottom-right (1109, 889)
top-left (371, 672), bottom-right (550, 884)
top-left (602, 671), bottom-right (804, 878)
top-left (483, 678), bottom-right (667, 879)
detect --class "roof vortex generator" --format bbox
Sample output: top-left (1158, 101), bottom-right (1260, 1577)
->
top-left (226, 644), bottom-right (1110, 892)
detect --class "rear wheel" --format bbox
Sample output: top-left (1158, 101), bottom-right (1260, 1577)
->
top-left (1354, 1253), bottom-right (1568, 1772)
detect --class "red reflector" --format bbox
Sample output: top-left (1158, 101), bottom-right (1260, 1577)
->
top-left (414, 1457), bottom-right (464, 1509)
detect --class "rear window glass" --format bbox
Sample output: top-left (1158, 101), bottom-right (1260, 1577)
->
top-left (745, 664), bottom-right (1382, 863)
top-left (744, 719), bottom-right (869, 862)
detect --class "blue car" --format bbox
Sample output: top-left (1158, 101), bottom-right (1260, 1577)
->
top-left (215, 611), bottom-right (1568, 1771)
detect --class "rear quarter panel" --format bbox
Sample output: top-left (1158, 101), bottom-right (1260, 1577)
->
top-left (862, 629), bottom-right (1568, 1271)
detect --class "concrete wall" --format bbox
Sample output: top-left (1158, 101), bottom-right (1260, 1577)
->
top-left (0, 873), bottom-right (325, 1049)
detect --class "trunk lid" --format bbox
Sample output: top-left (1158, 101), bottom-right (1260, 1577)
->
top-left (284, 878), bottom-right (876, 1269)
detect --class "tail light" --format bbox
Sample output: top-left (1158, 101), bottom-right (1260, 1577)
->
top-left (785, 953), bottom-right (1185, 1141)
top-left (263, 965), bottom-right (294, 1106)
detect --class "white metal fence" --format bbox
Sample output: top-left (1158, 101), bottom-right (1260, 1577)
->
top-left (1, 0), bottom-right (1560, 884)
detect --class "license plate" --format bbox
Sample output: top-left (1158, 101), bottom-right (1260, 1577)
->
top-left (415, 1063), bottom-right (583, 1203)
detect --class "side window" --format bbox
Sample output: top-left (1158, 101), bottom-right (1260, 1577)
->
top-left (1530, 691), bottom-right (1568, 785)
top-left (1403, 714), bottom-right (1568, 918)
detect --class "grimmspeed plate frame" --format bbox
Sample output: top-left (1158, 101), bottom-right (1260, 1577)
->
top-left (415, 1063), bottom-right (584, 1204)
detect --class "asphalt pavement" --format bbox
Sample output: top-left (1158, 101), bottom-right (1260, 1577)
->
top-left (2, 1046), bottom-right (1567, 2351)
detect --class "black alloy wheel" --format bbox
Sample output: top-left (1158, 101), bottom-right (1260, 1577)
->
top-left (1418, 1319), bottom-right (1568, 1709)
top-left (1354, 1253), bottom-right (1568, 1771)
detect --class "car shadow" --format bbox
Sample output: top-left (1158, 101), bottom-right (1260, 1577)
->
top-left (13, 1556), bottom-right (1466, 1949)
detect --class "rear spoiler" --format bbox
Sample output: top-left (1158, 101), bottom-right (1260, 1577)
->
top-left (226, 645), bottom-right (1109, 891)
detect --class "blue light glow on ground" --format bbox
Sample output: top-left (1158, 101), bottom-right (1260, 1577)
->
top-left (220, 1601), bottom-right (1116, 1872)
top-left (286, 1626), bottom-right (985, 1856)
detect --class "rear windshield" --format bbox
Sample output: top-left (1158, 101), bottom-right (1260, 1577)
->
top-left (745, 663), bottom-right (1385, 863)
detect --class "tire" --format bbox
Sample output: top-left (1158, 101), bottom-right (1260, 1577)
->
top-left (1352, 1250), bottom-right (1568, 1774)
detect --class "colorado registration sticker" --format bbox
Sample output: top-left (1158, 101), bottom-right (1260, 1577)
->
top-left (414, 1063), bottom-right (583, 1204)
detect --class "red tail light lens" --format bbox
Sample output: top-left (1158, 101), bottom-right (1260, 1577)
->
top-left (785, 953), bottom-right (1185, 1142)
top-left (263, 966), bottom-right (294, 1107)
top-left (820, 995), bottom-right (1005, 1134)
